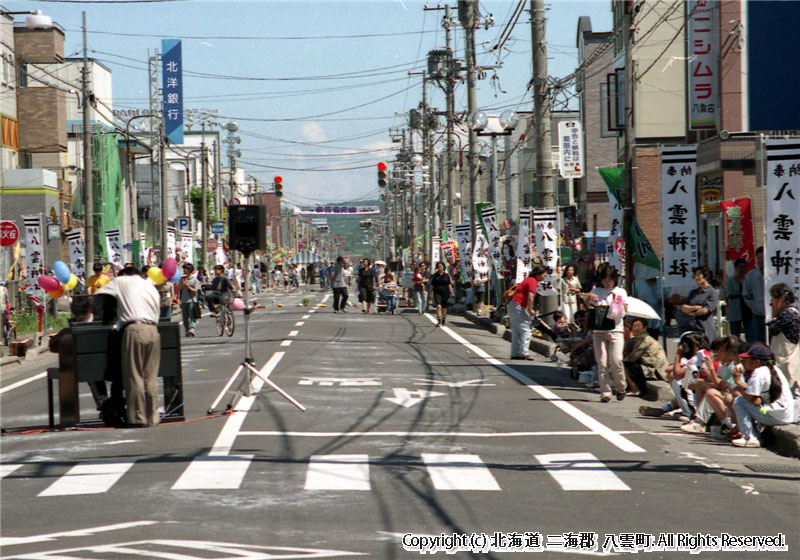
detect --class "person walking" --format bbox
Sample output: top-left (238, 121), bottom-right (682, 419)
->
top-left (559, 264), bottom-right (582, 323)
top-left (430, 261), bottom-right (454, 326)
top-left (585, 265), bottom-right (629, 402)
top-left (508, 265), bottom-right (547, 360)
top-left (95, 265), bottom-right (161, 427)
top-left (178, 262), bottom-right (200, 337)
top-left (412, 264), bottom-right (427, 315)
top-left (743, 247), bottom-right (766, 342)
top-left (768, 283), bottom-right (800, 390)
top-left (358, 258), bottom-right (377, 314)
top-left (154, 266), bottom-right (174, 320)
top-left (380, 271), bottom-right (398, 315)
top-left (726, 258), bottom-right (749, 338)
top-left (330, 256), bottom-right (349, 313)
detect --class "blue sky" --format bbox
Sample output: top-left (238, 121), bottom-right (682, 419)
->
top-left (6, 1), bottom-right (613, 205)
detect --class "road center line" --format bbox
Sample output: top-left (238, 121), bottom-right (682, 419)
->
top-left (0, 372), bottom-right (47, 395)
top-left (238, 430), bottom-right (607, 437)
top-left (426, 314), bottom-right (645, 454)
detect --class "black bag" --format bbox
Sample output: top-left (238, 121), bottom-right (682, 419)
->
top-left (588, 305), bottom-right (616, 331)
top-left (192, 301), bottom-right (202, 321)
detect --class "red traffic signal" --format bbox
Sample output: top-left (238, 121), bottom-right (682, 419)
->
top-left (274, 176), bottom-right (284, 198)
top-left (377, 162), bottom-right (387, 188)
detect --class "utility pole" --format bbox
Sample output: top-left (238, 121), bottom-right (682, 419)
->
top-left (81, 11), bottom-right (94, 266)
top-left (159, 119), bottom-right (169, 260)
top-left (622, 2), bottom-right (635, 293)
top-left (201, 136), bottom-right (208, 267)
top-left (461, 0), bottom-right (479, 245)
top-left (531, 0), bottom-right (555, 209)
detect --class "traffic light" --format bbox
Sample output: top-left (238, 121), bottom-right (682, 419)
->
top-left (274, 175), bottom-right (284, 198)
top-left (360, 220), bottom-right (373, 229)
top-left (377, 162), bottom-right (387, 188)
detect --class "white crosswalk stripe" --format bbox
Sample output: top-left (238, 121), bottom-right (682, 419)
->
top-left (535, 452), bottom-right (630, 491)
top-left (305, 454), bottom-right (370, 490)
top-left (38, 460), bottom-right (137, 496)
top-left (172, 455), bottom-right (255, 490)
top-left (422, 453), bottom-right (501, 491)
top-left (0, 464), bottom-right (23, 479)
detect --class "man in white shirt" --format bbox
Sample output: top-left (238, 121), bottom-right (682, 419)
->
top-left (96, 266), bottom-right (161, 427)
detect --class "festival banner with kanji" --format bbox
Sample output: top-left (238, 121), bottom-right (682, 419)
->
top-left (23, 216), bottom-right (43, 289)
top-left (431, 236), bottom-right (441, 265)
top-left (661, 145), bottom-right (698, 293)
top-left (720, 198), bottom-right (755, 272)
top-left (180, 231), bottom-right (194, 264)
top-left (445, 221), bottom-right (454, 242)
top-left (764, 140), bottom-right (800, 314)
top-left (66, 230), bottom-right (86, 282)
top-left (515, 208), bottom-right (532, 284)
top-left (472, 230), bottom-right (490, 284)
top-left (455, 223), bottom-right (473, 281)
top-left (167, 226), bottom-right (177, 260)
top-left (477, 202), bottom-right (503, 273)
top-left (532, 209), bottom-right (559, 295)
top-left (440, 241), bottom-right (456, 265)
top-left (105, 229), bottom-right (122, 269)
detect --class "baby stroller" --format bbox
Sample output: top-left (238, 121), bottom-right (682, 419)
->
top-left (376, 293), bottom-right (388, 314)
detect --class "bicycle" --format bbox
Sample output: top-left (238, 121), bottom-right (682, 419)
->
top-left (214, 292), bottom-right (235, 337)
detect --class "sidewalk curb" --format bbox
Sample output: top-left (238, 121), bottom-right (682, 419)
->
top-left (762, 424), bottom-right (800, 459)
top-left (462, 310), bottom-right (557, 357)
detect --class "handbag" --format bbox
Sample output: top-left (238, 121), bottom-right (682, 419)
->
top-left (588, 305), bottom-right (616, 331)
top-left (192, 301), bottom-right (202, 321)
top-left (503, 284), bottom-right (518, 304)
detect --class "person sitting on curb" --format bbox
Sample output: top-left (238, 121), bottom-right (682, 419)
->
top-left (623, 317), bottom-right (668, 399)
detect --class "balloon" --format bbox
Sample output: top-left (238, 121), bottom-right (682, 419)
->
top-left (37, 275), bottom-right (60, 291)
top-left (169, 268), bottom-right (182, 283)
top-left (162, 258), bottom-right (178, 279)
top-left (48, 286), bottom-right (65, 298)
top-left (64, 274), bottom-right (78, 291)
top-left (231, 298), bottom-right (246, 311)
top-left (53, 261), bottom-right (71, 284)
top-left (147, 267), bottom-right (167, 285)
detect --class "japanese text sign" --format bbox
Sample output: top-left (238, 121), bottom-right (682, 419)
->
top-left (477, 203), bottom-right (503, 273)
top-left (105, 229), bottom-right (122, 269)
top-left (720, 198), bottom-right (755, 272)
top-left (533, 209), bottom-right (559, 296)
top-left (557, 121), bottom-right (584, 178)
top-left (515, 208), bottom-right (532, 284)
top-left (688, 0), bottom-right (718, 131)
top-left (162, 39), bottom-right (184, 145)
top-left (661, 146), bottom-right (699, 292)
top-left (23, 215), bottom-right (43, 289)
top-left (66, 230), bottom-right (86, 282)
top-left (455, 224), bottom-right (473, 282)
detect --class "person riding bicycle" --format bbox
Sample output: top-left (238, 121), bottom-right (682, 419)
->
top-left (205, 265), bottom-right (235, 316)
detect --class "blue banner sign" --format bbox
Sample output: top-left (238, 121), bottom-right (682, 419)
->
top-left (162, 39), bottom-right (184, 145)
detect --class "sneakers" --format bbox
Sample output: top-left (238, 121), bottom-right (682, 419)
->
top-left (680, 420), bottom-right (706, 434)
top-left (639, 406), bottom-right (665, 417)
top-left (600, 393), bottom-right (612, 403)
top-left (732, 436), bottom-right (761, 448)
top-left (616, 391), bottom-right (626, 401)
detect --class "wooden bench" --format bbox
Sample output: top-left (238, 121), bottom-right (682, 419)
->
top-left (47, 321), bottom-right (184, 428)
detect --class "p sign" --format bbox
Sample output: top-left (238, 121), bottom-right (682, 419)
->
top-left (177, 216), bottom-right (191, 231)
top-left (0, 221), bottom-right (19, 247)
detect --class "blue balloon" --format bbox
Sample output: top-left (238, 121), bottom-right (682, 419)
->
top-left (169, 268), bottom-right (183, 283)
top-left (53, 261), bottom-right (71, 284)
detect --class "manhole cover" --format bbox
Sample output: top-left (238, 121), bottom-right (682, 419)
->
top-left (745, 464), bottom-right (800, 474)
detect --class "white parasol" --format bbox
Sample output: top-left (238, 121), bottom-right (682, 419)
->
top-left (625, 297), bottom-right (661, 321)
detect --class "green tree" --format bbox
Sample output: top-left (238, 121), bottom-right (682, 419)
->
top-left (189, 187), bottom-right (218, 225)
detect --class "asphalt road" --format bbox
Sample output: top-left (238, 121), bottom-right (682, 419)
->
top-left (1, 286), bottom-right (798, 559)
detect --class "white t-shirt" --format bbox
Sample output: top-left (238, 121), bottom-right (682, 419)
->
top-left (589, 286), bottom-right (628, 332)
top-left (96, 274), bottom-right (160, 326)
top-left (745, 365), bottom-right (796, 423)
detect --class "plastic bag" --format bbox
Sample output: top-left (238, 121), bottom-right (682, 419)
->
top-left (608, 293), bottom-right (625, 320)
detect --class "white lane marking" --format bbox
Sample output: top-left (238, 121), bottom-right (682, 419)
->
top-left (302, 314), bottom-right (311, 319)
top-left (280, 340), bottom-right (292, 347)
top-left (0, 464), bottom-right (23, 478)
top-left (321, 294), bottom-right (330, 303)
top-left (288, 330), bottom-right (299, 337)
top-left (209, 352), bottom-right (285, 457)
top-left (428, 314), bottom-right (645, 454)
top-left (0, 372), bottom-right (47, 395)
top-left (305, 454), bottom-right (370, 491)
top-left (38, 461), bottom-right (137, 497)
top-left (535, 453), bottom-right (630, 491)
top-left (239, 430), bottom-right (601, 438)
top-left (422, 453), bottom-right (500, 491)
top-left (172, 455), bottom-right (255, 490)
top-left (384, 388), bottom-right (446, 408)
top-left (0, 521), bottom-right (159, 548)
top-left (295, 321), bottom-right (305, 326)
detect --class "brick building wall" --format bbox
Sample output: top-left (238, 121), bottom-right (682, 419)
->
top-left (632, 146), bottom-right (662, 256)
top-left (17, 87), bottom-right (67, 152)
top-left (13, 27), bottom-right (64, 63)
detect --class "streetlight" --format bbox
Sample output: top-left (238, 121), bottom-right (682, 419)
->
top-left (470, 111), bottom-right (514, 213)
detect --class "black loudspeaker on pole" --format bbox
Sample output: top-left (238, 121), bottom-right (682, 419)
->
top-left (228, 204), bottom-right (266, 256)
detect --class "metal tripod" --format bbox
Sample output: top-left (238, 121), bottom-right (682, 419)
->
top-left (207, 254), bottom-right (305, 413)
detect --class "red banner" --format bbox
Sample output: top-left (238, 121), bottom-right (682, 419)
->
top-left (440, 241), bottom-right (457, 265)
top-left (720, 198), bottom-right (755, 271)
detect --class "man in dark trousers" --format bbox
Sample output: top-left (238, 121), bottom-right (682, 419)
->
top-left (96, 265), bottom-right (161, 427)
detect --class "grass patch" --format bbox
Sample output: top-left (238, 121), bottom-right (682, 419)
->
top-left (12, 311), bottom-right (69, 337)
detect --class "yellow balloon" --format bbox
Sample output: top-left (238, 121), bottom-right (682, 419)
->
top-left (147, 267), bottom-right (167, 285)
top-left (64, 274), bottom-right (78, 290)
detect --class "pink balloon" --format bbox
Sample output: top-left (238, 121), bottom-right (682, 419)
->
top-left (231, 298), bottom-right (246, 311)
top-left (37, 275), bottom-right (60, 291)
top-left (162, 258), bottom-right (178, 279)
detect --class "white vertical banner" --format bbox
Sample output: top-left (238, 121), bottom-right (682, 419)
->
top-left (532, 209), bottom-right (559, 295)
top-left (660, 145), bottom-right (699, 293)
top-left (687, 0), bottom-right (718, 131)
top-left (515, 208), bottom-right (532, 284)
top-left (104, 229), bottom-right (123, 269)
top-left (180, 231), bottom-right (194, 264)
top-left (431, 236), bottom-right (441, 265)
top-left (606, 183), bottom-right (624, 273)
top-left (557, 121), bottom-right (584, 178)
top-left (455, 223), bottom-right (473, 281)
top-left (215, 246), bottom-right (227, 266)
top-left (472, 230), bottom-right (490, 284)
top-left (66, 230), bottom-right (86, 282)
top-left (445, 220), bottom-right (454, 241)
top-left (478, 203), bottom-right (503, 274)
top-left (23, 215), bottom-right (44, 290)
top-left (167, 226), bottom-right (177, 260)
top-left (764, 140), bottom-right (800, 319)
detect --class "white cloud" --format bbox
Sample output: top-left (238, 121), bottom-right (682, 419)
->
top-left (300, 122), bottom-right (327, 143)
